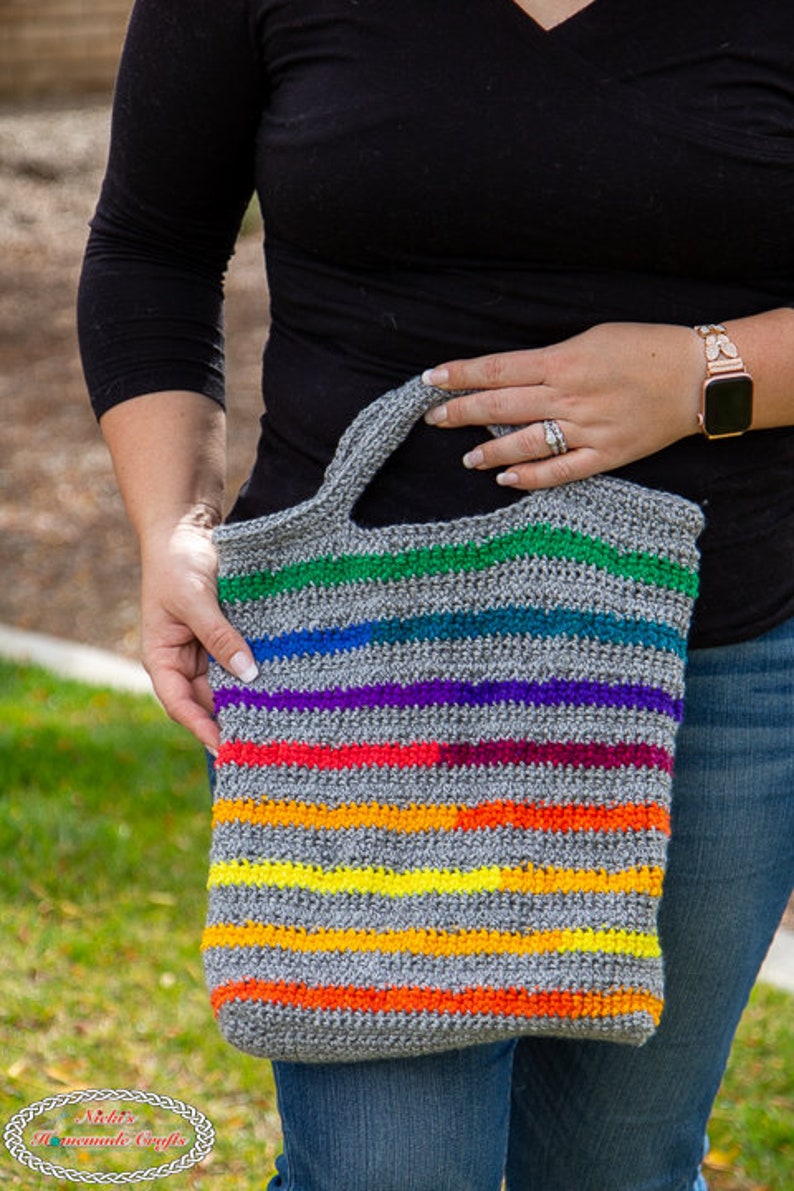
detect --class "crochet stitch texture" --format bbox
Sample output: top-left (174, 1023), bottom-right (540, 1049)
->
top-left (205, 376), bottom-right (704, 1062)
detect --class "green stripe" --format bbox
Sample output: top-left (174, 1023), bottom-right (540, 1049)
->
top-left (219, 522), bottom-right (699, 603)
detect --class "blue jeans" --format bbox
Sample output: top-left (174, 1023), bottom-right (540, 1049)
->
top-left (263, 618), bottom-right (794, 1191)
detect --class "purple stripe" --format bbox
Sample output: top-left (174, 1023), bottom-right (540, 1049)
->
top-left (214, 679), bottom-right (682, 721)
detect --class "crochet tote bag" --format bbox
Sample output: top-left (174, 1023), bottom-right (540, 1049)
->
top-left (204, 376), bottom-right (704, 1063)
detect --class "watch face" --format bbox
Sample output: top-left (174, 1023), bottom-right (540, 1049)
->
top-left (704, 375), bottom-right (753, 437)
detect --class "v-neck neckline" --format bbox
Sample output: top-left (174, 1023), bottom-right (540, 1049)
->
top-left (492, 0), bottom-right (794, 162)
top-left (504, 0), bottom-right (599, 34)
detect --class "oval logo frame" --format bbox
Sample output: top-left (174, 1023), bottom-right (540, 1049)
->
top-left (3, 1088), bottom-right (215, 1184)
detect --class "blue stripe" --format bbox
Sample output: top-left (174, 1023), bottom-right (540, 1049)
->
top-left (247, 606), bottom-right (687, 664)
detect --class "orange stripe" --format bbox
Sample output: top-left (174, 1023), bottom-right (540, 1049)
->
top-left (456, 801), bottom-right (670, 834)
top-left (210, 979), bottom-right (663, 1024)
top-left (201, 923), bottom-right (661, 959)
top-left (498, 864), bottom-right (664, 896)
top-left (212, 798), bottom-right (458, 832)
top-left (212, 797), bottom-right (670, 836)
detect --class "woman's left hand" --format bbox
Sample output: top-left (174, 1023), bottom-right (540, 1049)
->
top-left (422, 321), bottom-right (704, 488)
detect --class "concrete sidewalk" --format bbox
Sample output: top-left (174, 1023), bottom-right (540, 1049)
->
top-left (0, 623), bottom-right (151, 694)
top-left (2, 621), bottom-right (793, 995)
top-left (759, 928), bottom-right (794, 995)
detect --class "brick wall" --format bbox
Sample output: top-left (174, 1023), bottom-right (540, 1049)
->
top-left (0, 0), bottom-right (131, 100)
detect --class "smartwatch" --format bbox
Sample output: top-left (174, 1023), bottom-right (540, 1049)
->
top-left (694, 324), bottom-right (754, 439)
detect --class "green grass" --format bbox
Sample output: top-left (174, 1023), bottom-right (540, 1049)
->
top-left (0, 659), bottom-right (791, 1189)
top-left (704, 983), bottom-right (794, 1190)
top-left (0, 660), bottom-right (279, 1188)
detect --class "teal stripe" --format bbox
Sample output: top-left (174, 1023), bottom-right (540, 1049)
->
top-left (248, 606), bottom-right (688, 664)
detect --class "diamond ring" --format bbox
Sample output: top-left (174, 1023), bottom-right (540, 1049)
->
top-left (542, 419), bottom-right (568, 456)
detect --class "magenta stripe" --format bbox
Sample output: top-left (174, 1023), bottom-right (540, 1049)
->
top-left (213, 678), bottom-right (682, 721)
top-left (438, 740), bottom-right (674, 773)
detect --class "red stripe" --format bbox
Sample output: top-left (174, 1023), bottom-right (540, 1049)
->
top-left (218, 740), bottom-right (442, 770)
top-left (211, 979), bottom-right (661, 1022)
top-left (218, 739), bottom-right (673, 773)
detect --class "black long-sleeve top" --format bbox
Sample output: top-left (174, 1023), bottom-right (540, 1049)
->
top-left (77, 0), bottom-right (794, 647)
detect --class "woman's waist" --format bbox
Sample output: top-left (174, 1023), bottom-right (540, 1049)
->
top-left (264, 243), bottom-right (794, 381)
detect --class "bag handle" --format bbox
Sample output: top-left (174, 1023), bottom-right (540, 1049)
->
top-left (316, 375), bottom-right (449, 521)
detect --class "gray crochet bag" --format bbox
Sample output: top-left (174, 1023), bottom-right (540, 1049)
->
top-left (204, 375), bottom-right (704, 1063)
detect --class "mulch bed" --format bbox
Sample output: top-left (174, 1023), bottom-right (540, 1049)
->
top-left (0, 98), bottom-right (265, 656)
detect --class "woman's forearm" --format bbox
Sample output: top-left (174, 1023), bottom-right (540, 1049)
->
top-left (723, 306), bottom-right (794, 430)
top-left (99, 389), bottom-right (257, 750)
top-left (100, 390), bottom-right (227, 542)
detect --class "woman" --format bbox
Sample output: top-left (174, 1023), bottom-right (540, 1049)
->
top-left (78, 2), bottom-right (794, 1187)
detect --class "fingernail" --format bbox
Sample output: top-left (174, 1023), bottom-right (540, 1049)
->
top-left (421, 367), bottom-right (449, 387)
top-left (424, 404), bottom-right (448, 425)
top-left (230, 651), bottom-right (259, 683)
top-left (462, 448), bottom-right (484, 469)
top-left (496, 471), bottom-right (519, 486)
top-left (207, 746), bottom-right (219, 760)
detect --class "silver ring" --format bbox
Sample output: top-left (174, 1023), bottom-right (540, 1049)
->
top-left (542, 418), bottom-right (568, 456)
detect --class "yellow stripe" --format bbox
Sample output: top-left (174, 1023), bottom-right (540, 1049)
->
top-left (202, 923), bottom-right (662, 959)
top-left (207, 859), bottom-right (664, 898)
top-left (208, 859), bottom-right (501, 896)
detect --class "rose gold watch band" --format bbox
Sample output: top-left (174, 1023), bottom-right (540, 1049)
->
top-left (694, 324), bottom-right (747, 376)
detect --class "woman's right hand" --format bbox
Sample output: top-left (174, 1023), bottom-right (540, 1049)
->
top-left (139, 512), bottom-right (258, 754)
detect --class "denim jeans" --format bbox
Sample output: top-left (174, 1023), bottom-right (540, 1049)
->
top-left (262, 617), bottom-right (794, 1191)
